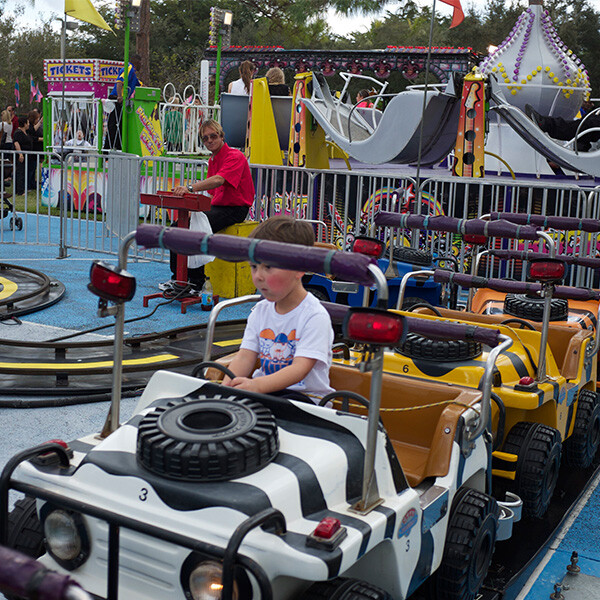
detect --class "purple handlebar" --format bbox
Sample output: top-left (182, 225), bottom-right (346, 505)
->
top-left (321, 301), bottom-right (501, 346)
top-left (489, 249), bottom-right (600, 269)
top-left (434, 270), bottom-right (600, 301)
top-left (408, 316), bottom-right (501, 347)
top-left (374, 212), bottom-right (540, 240)
top-left (491, 212), bottom-right (600, 233)
top-left (322, 302), bottom-right (350, 324)
top-left (136, 225), bottom-right (377, 286)
top-left (0, 545), bottom-right (85, 599)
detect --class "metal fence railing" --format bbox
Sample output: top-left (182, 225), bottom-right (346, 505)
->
top-left (2, 149), bottom-right (599, 288)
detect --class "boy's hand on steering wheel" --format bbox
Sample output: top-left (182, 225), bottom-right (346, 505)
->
top-left (228, 376), bottom-right (263, 393)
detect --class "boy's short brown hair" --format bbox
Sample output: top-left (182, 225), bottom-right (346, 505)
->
top-left (249, 216), bottom-right (314, 247)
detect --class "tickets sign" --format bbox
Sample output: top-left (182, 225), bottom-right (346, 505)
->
top-left (44, 59), bottom-right (124, 82)
top-left (46, 61), bottom-right (95, 80)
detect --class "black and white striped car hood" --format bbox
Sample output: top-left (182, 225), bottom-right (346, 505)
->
top-left (20, 378), bottom-right (419, 581)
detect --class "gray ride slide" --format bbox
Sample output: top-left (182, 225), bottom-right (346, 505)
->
top-left (489, 81), bottom-right (600, 177)
top-left (300, 72), bottom-right (461, 165)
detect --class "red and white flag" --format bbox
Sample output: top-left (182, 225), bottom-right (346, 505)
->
top-left (439, 0), bottom-right (464, 28)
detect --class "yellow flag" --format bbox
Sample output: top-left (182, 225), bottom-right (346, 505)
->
top-left (65, 0), bottom-right (113, 32)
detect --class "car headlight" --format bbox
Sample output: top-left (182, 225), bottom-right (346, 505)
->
top-left (189, 560), bottom-right (237, 600)
top-left (42, 507), bottom-right (89, 570)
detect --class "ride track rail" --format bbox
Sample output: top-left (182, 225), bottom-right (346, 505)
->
top-left (0, 262), bottom-right (66, 320)
top-left (0, 319), bottom-right (247, 396)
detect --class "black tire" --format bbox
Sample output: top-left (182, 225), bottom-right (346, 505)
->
top-left (504, 294), bottom-right (568, 323)
top-left (306, 286), bottom-right (330, 302)
top-left (7, 497), bottom-right (44, 558)
top-left (301, 577), bottom-right (392, 600)
top-left (429, 488), bottom-right (499, 600)
top-left (502, 421), bottom-right (561, 518)
top-left (137, 394), bottom-right (279, 482)
top-left (564, 389), bottom-right (600, 469)
top-left (404, 299), bottom-right (443, 315)
top-left (15, 217), bottom-right (23, 231)
top-left (393, 246), bottom-right (433, 267)
top-left (397, 332), bottom-right (482, 362)
top-left (500, 318), bottom-right (536, 331)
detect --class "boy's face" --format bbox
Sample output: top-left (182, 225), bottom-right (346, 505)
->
top-left (251, 263), bottom-right (303, 304)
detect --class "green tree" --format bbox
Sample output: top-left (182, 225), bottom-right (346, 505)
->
top-left (0, 1), bottom-right (60, 113)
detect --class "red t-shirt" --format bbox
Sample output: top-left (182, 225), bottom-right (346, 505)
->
top-left (207, 143), bottom-right (254, 207)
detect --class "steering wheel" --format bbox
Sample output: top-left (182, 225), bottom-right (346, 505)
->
top-left (192, 361), bottom-right (236, 380)
top-left (500, 318), bottom-right (536, 331)
top-left (318, 390), bottom-right (370, 411)
top-left (406, 303), bottom-right (443, 317)
top-left (332, 342), bottom-right (351, 360)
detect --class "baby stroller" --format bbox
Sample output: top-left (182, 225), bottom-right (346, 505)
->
top-left (1, 158), bottom-right (23, 231)
top-left (1, 193), bottom-right (23, 231)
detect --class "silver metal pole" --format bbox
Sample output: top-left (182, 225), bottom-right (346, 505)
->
top-left (203, 295), bottom-right (261, 362)
top-left (105, 231), bottom-right (137, 435)
top-left (536, 231), bottom-right (556, 381)
top-left (358, 346), bottom-right (384, 511)
top-left (468, 335), bottom-right (512, 441)
top-left (58, 14), bottom-right (68, 259)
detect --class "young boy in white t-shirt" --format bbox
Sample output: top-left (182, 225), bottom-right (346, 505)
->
top-left (223, 216), bottom-right (334, 403)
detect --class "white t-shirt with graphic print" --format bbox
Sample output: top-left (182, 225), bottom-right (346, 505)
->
top-left (240, 292), bottom-right (334, 401)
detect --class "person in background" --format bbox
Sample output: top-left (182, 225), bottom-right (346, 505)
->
top-left (65, 129), bottom-right (92, 148)
top-left (13, 115), bottom-right (34, 194)
top-left (0, 110), bottom-right (13, 150)
top-left (266, 67), bottom-right (290, 96)
top-left (162, 119), bottom-right (254, 296)
top-left (105, 54), bottom-right (143, 150)
top-left (222, 216), bottom-right (334, 403)
top-left (228, 60), bottom-right (256, 95)
top-left (356, 89), bottom-right (373, 108)
top-left (7, 105), bottom-right (18, 137)
top-left (526, 103), bottom-right (600, 151)
top-left (27, 110), bottom-right (43, 153)
top-left (163, 96), bottom-right (183, 153)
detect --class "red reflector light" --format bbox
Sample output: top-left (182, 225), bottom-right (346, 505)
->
top-left (46, 439), bottom-right (69, 449)
top-left (88, 261), bottom-right (136, 302)
top-left (528, 259), bottom-right (565, 282)
top-left (352, 236), bottom-right (384, 259)
top-left (463, 234), bottom-right (488, 245)
top-left (313, 517), bottom-right (341, 539)
top-left (343, 309), bottom-right (406, 345)
top-left (519, 376), bottom-right (535, 386)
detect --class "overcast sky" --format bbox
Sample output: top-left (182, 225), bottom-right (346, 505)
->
top-left (9, 0), bottom-right (600, 37)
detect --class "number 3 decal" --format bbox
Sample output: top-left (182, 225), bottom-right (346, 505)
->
top-left (139, 488), bottom-right (148, 501)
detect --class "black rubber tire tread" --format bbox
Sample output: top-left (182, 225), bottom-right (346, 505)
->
top-left (393, 246), bottom-right (433, 267)
top-left (397, 332), bottom-right (482, 362)
top-left (563, 389), bottom-right (600, 469)
top-left (137, 394), bottom-right (279, 482)
top-left (429, 488), bottom-right (499, 600)
top-left (504, 294), bottom-right (568, 323)
top-left (306, 286), bottom-right (330, 302)
top-left (7, 497), bottom-right (44, 558)
top-left (301, 577), bottom-right (393, 600)
top-left (502, 421), bottom-right (562, 518)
